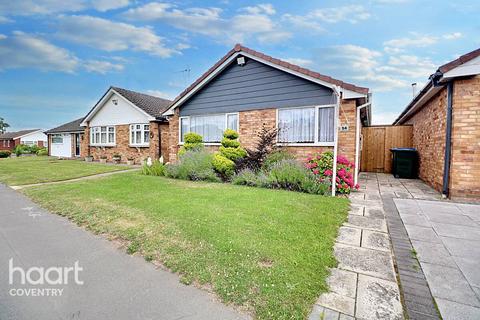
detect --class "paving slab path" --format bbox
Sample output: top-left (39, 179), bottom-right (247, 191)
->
top-left (309, 173), bottom-right (404, 320)
top-left (0, 184), bottom-right (249, 320)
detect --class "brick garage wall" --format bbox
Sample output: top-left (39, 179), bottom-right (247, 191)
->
top-left (0, 139), bottom-right (14, 151)
top-left (81, 122), bottom-right (162, 164)
top-left (404, 87), bottom-right (447, 192)
top-left (167, 99), bottom-right (359, 163)
top-left (450, 76), bottom-right (480, 199)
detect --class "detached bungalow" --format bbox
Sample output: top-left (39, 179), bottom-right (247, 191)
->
top-left (79, 87), bottom-right (171, 164)
top-left (164, 44), bottom-right (371, 183)
top-left (45, 118), bottom-right (85, 158)
top-left (394, 47), bottom-right (480, 199)
top-left (0, 129), bottom-right (47, 151)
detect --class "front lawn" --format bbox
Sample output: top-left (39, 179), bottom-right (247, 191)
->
top-left (0, 156), bottom-right (130, 186)
top-left (24, 172), bottom-right (349, 319)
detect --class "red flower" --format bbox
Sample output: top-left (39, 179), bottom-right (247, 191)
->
top-left (313, 169), bottom-right (320, 175)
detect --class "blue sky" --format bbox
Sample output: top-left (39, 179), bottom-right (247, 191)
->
top-left (0, 0), bottom-right (478, 130)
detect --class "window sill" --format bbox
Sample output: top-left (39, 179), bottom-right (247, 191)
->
top-left (91, 144), bottom-right (116, 147)
top-left (129, 144), bottom-right (149, 148)
top-left (276, 142), bottom-right (335, 147)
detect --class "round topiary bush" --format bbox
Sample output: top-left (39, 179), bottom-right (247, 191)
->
top-left (179, 132), bottom-right (204, 156)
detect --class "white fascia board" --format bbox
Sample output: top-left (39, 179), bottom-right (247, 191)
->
top-left (342, 88), bottom-right (367, 99)
top-left (163, 50), bottom-right (365, 115)
top-left (81, 88), bottom-right (154, 126)
top-left (13, 129), bottom-right (43, 140)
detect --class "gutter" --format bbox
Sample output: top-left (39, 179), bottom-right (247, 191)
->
top-left (442, 81), bottom-right (454, 197)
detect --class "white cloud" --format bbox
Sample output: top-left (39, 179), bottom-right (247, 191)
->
top-left (0, 16), bottom-right (14, 23)
top-left (378, 55), bottom-right (436, 78)
top-left (0, 31), bottom-right (79, 73)
top-left (310, 5), bottom-right (371, 24)
top-left (0, 0), bottom-right (129, 15)
top-left (124, 2), bottom-right (290, 44)
top-left (241, 4), bottom-right (276, 15)
top-left (443, 32), bottom-right (462, 40)
top-left (384, 33), bottom-right (438, 50)
top-left (282, 14), bottom-right (325, 32)
top-left (283, 58), bottom-right (314, 67)
top-left (83, 60), bottom-right (124, 74)
top-left (56, 15), bottom-right (177, 57)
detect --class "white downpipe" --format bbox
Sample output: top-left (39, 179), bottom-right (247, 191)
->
top-left (331, 94), bottom-right (341, 196)
top-left (354, 102), bottom-right (371, 186)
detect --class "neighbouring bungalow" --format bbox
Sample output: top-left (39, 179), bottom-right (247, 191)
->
top-left (394, 47), bottom-right (480, 200)
top-left (47, 44), bottom-right (371, 184)
top-left (45, 118), bottom-right (85, 158)
top-left (79, 87), bottom-right (172, 164)
top-left (0, 129), bottom-right (47, 152)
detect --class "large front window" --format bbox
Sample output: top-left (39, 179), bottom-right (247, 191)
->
top-left (130, 124), bottom-right (150, 146)
top-left (51, 134), bottom-right (63, 144)
top-left (90, 126), bottom-right (115, 146)
top-left (278, 105), bottom-right (335, 144)
top-left (180, 113), bottom-right (238, 143)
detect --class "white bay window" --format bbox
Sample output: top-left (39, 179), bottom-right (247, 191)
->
top-left (278, 105), bottom-right (335, 145)
top-left (130, 124), bottom-right (150, 146)
top-left (90, 126), bottom-right (115, 146)
top-left (180, 113), bottom-right (238, 143)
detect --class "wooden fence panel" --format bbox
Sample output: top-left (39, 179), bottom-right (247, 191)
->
top-left (361, 125), bottom-right (413, 173)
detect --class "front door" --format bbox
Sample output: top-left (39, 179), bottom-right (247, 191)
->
top-left (75, 133), bottom-right (81, 157)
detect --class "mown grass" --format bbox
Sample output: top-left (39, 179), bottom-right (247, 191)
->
top-left (0, 156), bottom-right (128, 185)
top-left (24, 172), bottom-right (349, 319)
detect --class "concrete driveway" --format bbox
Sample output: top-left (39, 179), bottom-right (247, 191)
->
top-left (395, 198), bottom-right (480, 320)
top-left (0, 184), bottom-right (248, 320)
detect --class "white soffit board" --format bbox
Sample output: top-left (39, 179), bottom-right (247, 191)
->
top-left (444, 56), bottom-right (480, 79)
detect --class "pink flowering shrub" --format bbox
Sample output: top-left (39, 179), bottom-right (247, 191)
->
top-left (305, 151), bottom-right (359, 194)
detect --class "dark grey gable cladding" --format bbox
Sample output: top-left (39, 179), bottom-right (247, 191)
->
top-left (179, 57), bottom-right (336, 116)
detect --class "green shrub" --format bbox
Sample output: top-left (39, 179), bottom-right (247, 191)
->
top-left (28, 145), bottom-right (41, 154)
top-left (262, 149), bottom-right (296, 171)
top-left (212, 154), bottom-right (235, 177)
top-left (232, 169), bottom-right (269, 187)
top-left (141, 160), bottom-right (165, 176)
top-left (36, 148), bottom-right (48, 156)
top-left (0, 150), bottom-right (11, 158)
top-left (166, 150), bottom-right (220, 182)
top-left (179, 132), bottom-right (204, 156)
top-left (219, 146), bottom-right (247, 161)
top-left (267, 159), bottom-right (329, 195)
top-left (220, 137), bottom-right (240, 148)
top-left (13, 144), bottom-right (29, 156)
top-left (223, 129), bottom-right (239, 139)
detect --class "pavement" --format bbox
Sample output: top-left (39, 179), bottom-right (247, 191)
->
top-left (0, 184), bottom-right (249, 320)
top-left (395, 198), bottom-right (480, 320)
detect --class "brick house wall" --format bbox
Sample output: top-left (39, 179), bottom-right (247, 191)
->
top-left (167, 99), bottom-right (359, 163)
top-left (450, 76), bottom-right (480, 198)
top-left (0, 139), bottom-right (15, 151)
top-left (405, 87), bottom-right (447, 192)
top-left (404, 76), bottom-right (480, 199)
top-left (80, 121), bottom-right (165, 164)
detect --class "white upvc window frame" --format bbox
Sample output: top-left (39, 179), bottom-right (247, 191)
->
top-left (179, 112), bottom-right (239, 145)
top-left (90, 126), bottom-right (116, 146)
top-left (129, 123), bottom-right (150, 147)
top-left (276, 104), bottom-right (336, 147)
top-left (51, 134), bottom-right (63, 144)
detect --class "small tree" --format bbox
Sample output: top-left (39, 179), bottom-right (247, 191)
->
top-left (0, 117), bottom-right (9, 134)
top-left (236, 125), bottom-right (278, 171)
top-left (212, 129), bottom-right (246, 179)
top-left (179, 132), bottom-right (204, 156)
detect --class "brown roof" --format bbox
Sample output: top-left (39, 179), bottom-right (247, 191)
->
top-left (112, 87), bottom-right (172, 118)
top-left (438, 47), bottom-right (480, 74)
top-left (45, 118), bottom-right (85, 134)
top-left (170, 44), bottom-right (369, 108)
top-left (0, 129), bottom-right (40, 140)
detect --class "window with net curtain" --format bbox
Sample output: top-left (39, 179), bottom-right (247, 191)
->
top-left (180, 113), bottom-right (238, 143)
top-left (278, 106), bottom-right (335, 143)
